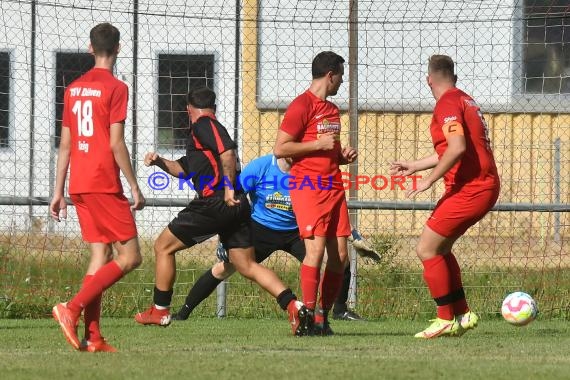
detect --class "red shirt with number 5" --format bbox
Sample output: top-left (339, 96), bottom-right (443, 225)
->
top-left (62, 67), bottom-right (128, 194)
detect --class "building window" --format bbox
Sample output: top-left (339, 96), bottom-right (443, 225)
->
top-left (157, 54), bottom-right (214, 150)
top-left (523, 1), bottom-right (570, 94)
top-left (0, 52), bottom-right (9, 148)
top-left (55, 52), bottom-right (94, 147)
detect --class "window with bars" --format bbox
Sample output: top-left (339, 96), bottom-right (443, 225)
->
top-left (0, 52), bottom-right (10, 148)
top-left (157, 54), bottom-right (214, 150)
top-left (55, 52), bottom-right (94, 147)
top-left (523, 0), bottom-right (570, 94)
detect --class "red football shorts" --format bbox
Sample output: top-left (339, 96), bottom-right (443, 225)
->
top-left (290, 187), bottom-right (351, 239)
top-left (427, 186), bottom-right (500, 238)
top-left (71, 193), bottom-right (137, 243)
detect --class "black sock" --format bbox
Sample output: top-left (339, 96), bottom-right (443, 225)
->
top-left (333, 266), bottom-right (351, 313)
top-left (276, 288), bottom-right (296, 311)
top-left (153, 287), bottom-right (173, 308)
top-left (180, 269), bottom-right (222, 317)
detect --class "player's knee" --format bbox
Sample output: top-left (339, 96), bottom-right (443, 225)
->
top-left (212, 261), bottom-right (235, 280)
top-left (415, 244), bottom-right (434, 260)
top-left (153, 238), bottom-right (175, 258)
top-left (115, 250), bottom-right (142, 273)
top-left (130, 252), bottom-right (143, 269)
top-left (104, 245), bottom-right (113, 261)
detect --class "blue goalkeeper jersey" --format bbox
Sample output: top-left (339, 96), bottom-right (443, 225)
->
top-left (238, 154), bottom-right (297, 231)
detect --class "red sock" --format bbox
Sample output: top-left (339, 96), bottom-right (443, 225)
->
top-left (444, 253), bottom-right (469, 315)
top-left (82, 275), bottom-right (102, 342)
top-left (300, 264), bottom-right (320, 310)
top-left (68, 261), bottom-right (123, 314)
top-left (422, 255), bottom-right (454, 320)
top-left (319, 269), bottom-right (344, 312)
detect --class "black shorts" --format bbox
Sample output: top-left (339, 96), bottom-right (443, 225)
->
top-left (251, 220), bottom-right (306, 263)
top-left (168, 193), bottom-right (252, 250)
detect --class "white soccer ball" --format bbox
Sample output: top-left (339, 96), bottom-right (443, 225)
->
top-left (501, 291), bottom-right (538, 326)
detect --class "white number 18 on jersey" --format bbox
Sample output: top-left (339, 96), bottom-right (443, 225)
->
top-left (72, 100), bottom-right (94, 137)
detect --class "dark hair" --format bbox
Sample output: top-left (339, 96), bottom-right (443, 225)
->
top-left (187, 87), bottom-right (216, 109)
top-left (428, 55), bottom-right (457, 83)
top-left (89, 23), bottom-right (120, 57)
top-left (312, 51), bottom-right (345, 79)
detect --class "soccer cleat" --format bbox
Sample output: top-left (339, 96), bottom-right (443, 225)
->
top-left (312, 308), bottom-right (333, 336)
top-left (414, 318), bottom-right (459, 339)
top-left (52, 303), bottom-right (81, 350)
top-left (134, 305), bottom-right (172, 326)
top-left (332, 309), bottom-right (365, 321)
top-left (313, 322), bottom-right (335, 336)
top-left (171, 305), bottom-right (191, 321)
top-left (170, 312), bottom-right (187, 321)
top-left (287, 300), bottom-right (311, 336)
top-left (455, 311), bottom-right (479, 336)
top-left (349, 229), bottom-right (382, 264)
top-left (79, 338), bottom-right (117, 353)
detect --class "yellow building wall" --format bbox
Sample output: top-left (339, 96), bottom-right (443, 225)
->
top-left (240, 0), bottom-right (570, 241)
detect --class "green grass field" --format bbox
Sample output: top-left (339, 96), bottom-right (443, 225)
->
top-left (1, 317), bottom-right (569, 380)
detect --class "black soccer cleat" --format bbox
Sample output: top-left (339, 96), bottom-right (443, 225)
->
top-left (333, 309), bottom-right (365, 321)
top-left (288, 301), bottom-right (312, 336)
top-left (313, 321), bottom-right (335, 336)
top-left (170, 305), bottom-right (191, 321)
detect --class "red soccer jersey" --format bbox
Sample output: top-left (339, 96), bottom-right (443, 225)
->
top-left (280, 90), bottom-right (342, 183)
top-left (430, 87), bottom-right (499, 191)
top-left (62, 68), bottom-right (128, 194)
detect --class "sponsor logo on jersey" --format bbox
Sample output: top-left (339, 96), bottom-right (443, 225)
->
top-left (78, 140), bottom-right (89, 153)
top-left (265, 191), bottom-right (293, 211)
top-left (316, 119), bottom-right (341, 135)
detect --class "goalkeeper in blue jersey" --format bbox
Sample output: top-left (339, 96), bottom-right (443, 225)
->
top-left (171, 154), bottom-right (381, 331)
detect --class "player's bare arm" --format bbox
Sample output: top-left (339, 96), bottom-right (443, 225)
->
top-left (389, 154), bottom-right (439, 176)
top-left (406, 134), bottom-right (465, 198)
top-left (50, 126), bottom-right (71, 222)
top-left (339, 146), bottom-right (358, 165)
top-left (220, 149), bottom-right (239, 206)
top-left (273, 129), bottom-right (335, 158)
top-left (143, 152), bottom-right (185, 177)
top-left (110, 121), bottom-right (146, 210)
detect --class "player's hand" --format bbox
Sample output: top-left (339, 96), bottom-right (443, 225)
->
top-left (340, 146), bottom-right (358, 164)
top-left (144, 152), bottom-right (161, 167)
top-left (389, 160), bottom-right (417, 176)
top-left (216, 242), bottom-right (230, 263)
top-left (348, 229), bottom-right (382, 264)
top-left (131, 186), bottom-right (146, 211)
top-left (405, 177), bottom-right (432, 198)
top-left (50, 195), bottom-right (67, 222)
top-left (315, 132), bottom-right (336, 151)
top-left (224, 188), bottom-right (240, 207)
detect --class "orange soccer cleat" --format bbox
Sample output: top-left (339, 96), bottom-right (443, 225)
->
top-left (134, 305), bottom-right (172, 326)
top-left (52, 303), bottom-right (81, 350)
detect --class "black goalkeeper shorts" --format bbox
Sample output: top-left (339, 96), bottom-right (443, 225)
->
top-left (252, 220), bottom-right (306, 263)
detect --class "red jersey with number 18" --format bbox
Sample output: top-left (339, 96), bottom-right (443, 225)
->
top-left (280, 90), bottom-right (342, 183)
top-left (430, 88), bottom-right (499, 192)
top-left (62, 68), bottom-right (128, 194)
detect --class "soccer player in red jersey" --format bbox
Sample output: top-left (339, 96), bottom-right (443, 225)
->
top-left (273, 51), bottom-right (358, 334)
top-left (135, 87), bottom-right (310, 336)
top-left (50, 23), bottom-right (145, 352)
top-left (390, 55), bottom-right (500, 338)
